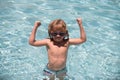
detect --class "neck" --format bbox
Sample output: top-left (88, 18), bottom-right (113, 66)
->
top-left (53, 40), bottom-right (68, 47)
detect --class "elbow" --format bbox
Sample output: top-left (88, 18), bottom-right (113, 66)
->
top-left (29, 41), bottom-right (33, 45)
top-left (29, 40), bottom-right (35, 46)
top-left (84, 38), bottom-right (87, 42)
top-left (81, 38), bottom-right (87, 43)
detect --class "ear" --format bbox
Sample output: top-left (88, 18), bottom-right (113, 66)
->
top-left (48, 32), bottom-right (53, 41)
top-left (64, 30), bottom-right (69, 40)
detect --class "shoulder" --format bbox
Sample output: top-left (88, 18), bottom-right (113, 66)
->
top-left (45, 38), bottom-right (51, 42)
top-left (44, 38), bottom-right (52, 44)
top-left (36, 38), bottom-right (51, 46)
top-left (43, 38), bottom-right (51, 44)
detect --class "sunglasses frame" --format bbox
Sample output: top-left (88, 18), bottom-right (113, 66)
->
top-left (50, 32), bottom-right (66, 37)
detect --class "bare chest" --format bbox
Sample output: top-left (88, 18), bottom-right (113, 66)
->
top-left (51, 45), bottom-right (68, 53)
top-left (47, 42), bottom-right (69, 56)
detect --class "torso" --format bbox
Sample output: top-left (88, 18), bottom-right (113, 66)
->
top-left (46, 39), bottom-right (69, 70)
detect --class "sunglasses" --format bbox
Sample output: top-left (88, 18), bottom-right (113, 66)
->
top-left (51, 32), bottom-right (66, 37)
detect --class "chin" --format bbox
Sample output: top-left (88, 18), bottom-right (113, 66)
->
top-left (55, 40), bottom-right (62, 42)
top-left (54, 39), bottom-right (63, 42)
top-left (54, 38), bottom-right (62, 42)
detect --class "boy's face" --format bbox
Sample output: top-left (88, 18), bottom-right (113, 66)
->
top-left (50, 24), bottom-right (67, 42)
top-left (51, 31), bottom-right (66, 42)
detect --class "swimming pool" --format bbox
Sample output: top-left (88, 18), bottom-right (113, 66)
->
top-left (0, 0), bottom-right (120, 80)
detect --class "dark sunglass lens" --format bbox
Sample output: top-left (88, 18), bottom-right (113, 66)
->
top-left (59, 33), bottom-right (65, 36)
top-left (52, 33), bottom-right (57, 36)
top-left (51, 32), bottom-right (66, 36)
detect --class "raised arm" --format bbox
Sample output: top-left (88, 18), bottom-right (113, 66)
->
top-left (29, 21), bottom-right (48, 46)
top-left (69, 18), bottom-right (86, 45)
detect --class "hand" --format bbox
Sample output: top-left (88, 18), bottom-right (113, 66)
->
top-left (34, 21), bottom-right (41, 27)
top-left (77, 18), bottom-right (82, 25)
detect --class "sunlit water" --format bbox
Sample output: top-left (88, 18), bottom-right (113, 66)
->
top-left (0, 0), bottom-right (120, 80)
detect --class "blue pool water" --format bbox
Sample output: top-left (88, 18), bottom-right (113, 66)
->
top-left (0, 0), bottom-right (120, 80)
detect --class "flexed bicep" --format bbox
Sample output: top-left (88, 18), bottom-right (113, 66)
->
top-left (29, 39), bottom-right (49, 46)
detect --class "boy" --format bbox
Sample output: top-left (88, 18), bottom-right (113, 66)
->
top-left (29, 18), bottom-right (86, 79)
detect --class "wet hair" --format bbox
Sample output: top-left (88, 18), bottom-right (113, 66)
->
top-left (48, 19), bottom-right (69, 41)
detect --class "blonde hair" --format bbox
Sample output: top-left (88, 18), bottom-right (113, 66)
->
top-left (48, 19), bottom-right (69, 41)
top-left (48, 19), bottom-right (67, 33)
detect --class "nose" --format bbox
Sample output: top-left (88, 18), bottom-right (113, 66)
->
top-left (56, 34), bottom-right (61, 37)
